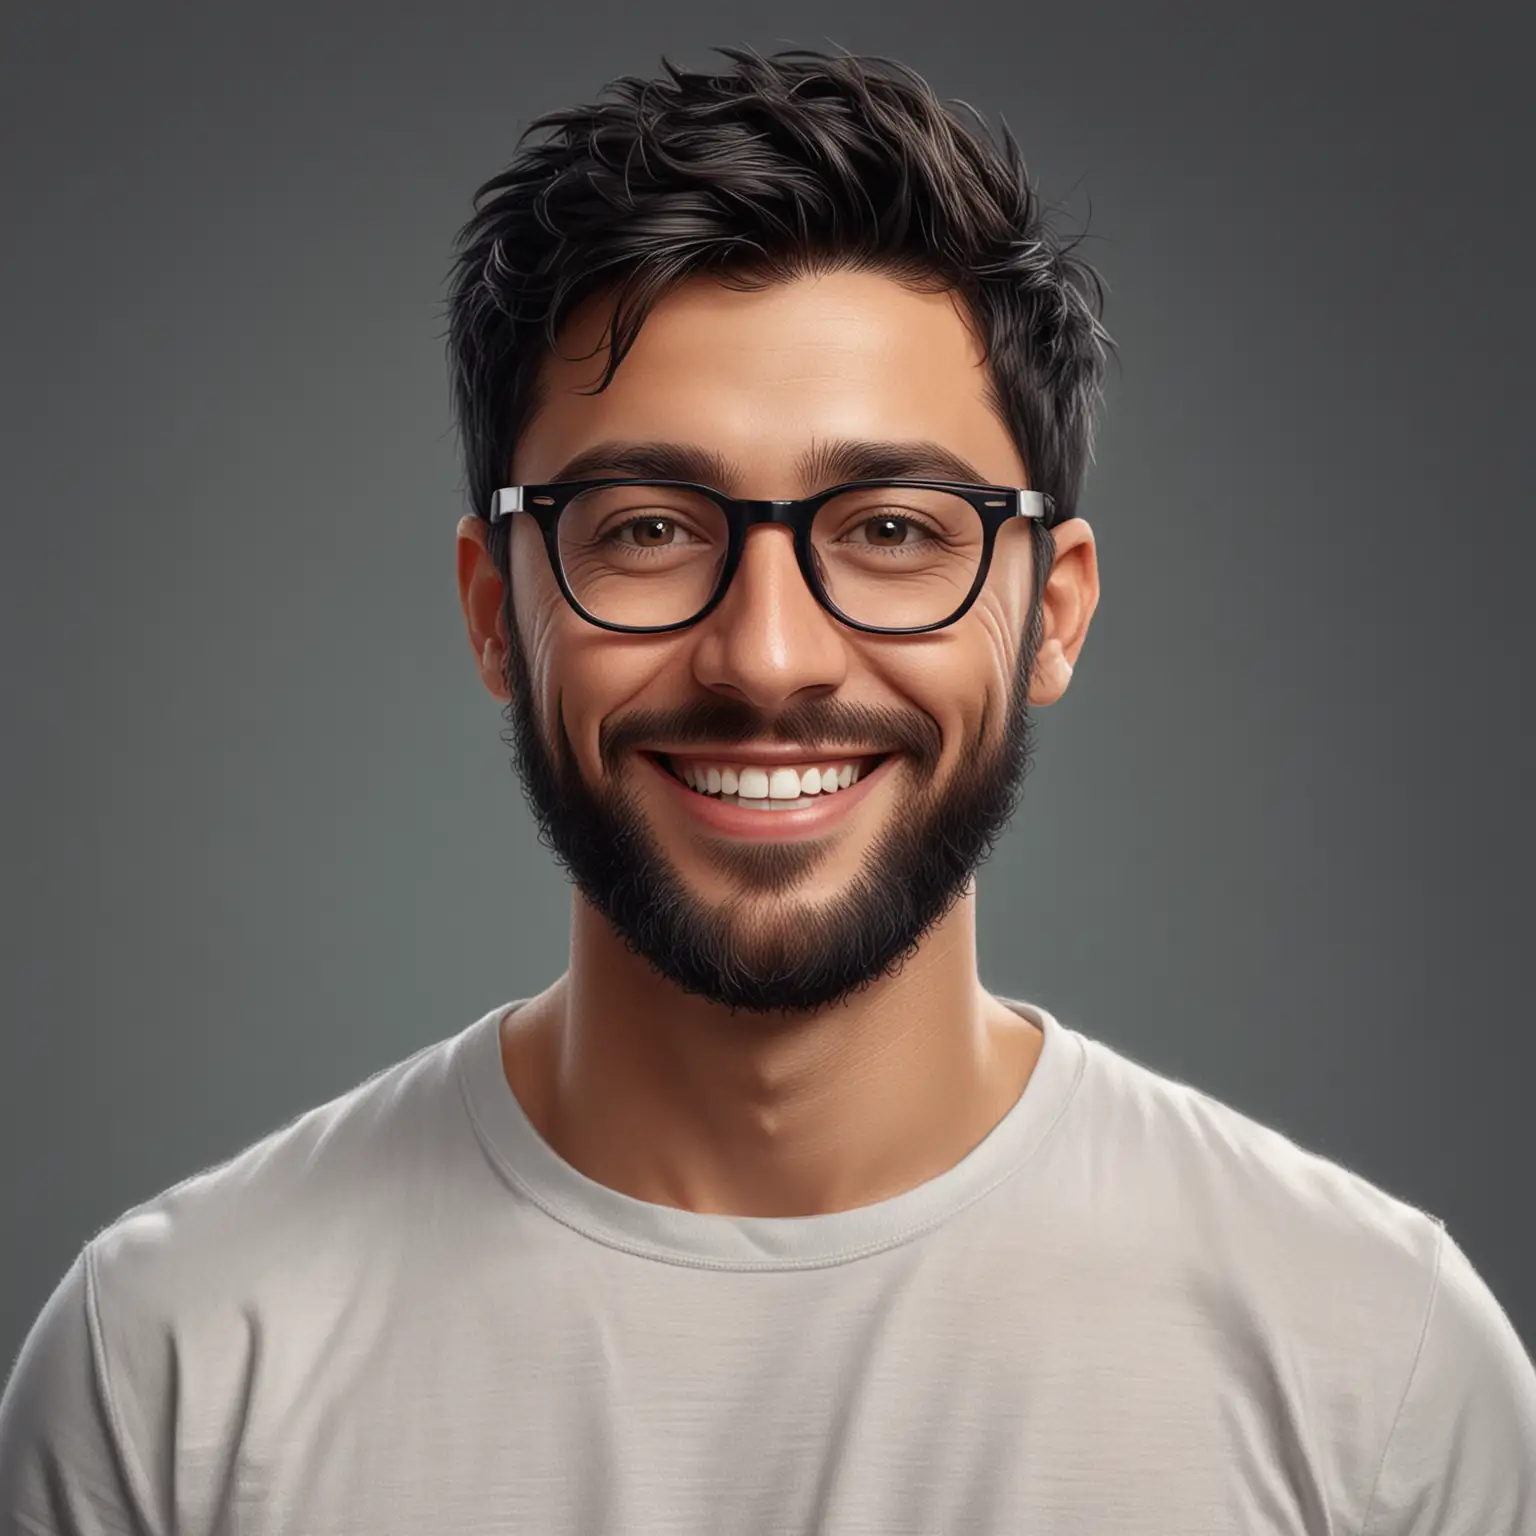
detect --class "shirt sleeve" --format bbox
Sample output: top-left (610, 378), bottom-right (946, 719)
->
top-left (1361, 1223), bottom-right (1536, 1535)
top-left (0, 1249), bottom-right (156, 1536)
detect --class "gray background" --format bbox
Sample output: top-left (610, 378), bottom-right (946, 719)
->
top-left (3, 0), bottom-right (1533, 1374)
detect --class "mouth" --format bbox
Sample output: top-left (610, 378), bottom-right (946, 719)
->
top-left (653, 752), bottom-right (887, 809)
top-left (640, 750), bottom-right (895, 837)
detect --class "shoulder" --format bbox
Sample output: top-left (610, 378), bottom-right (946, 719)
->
top-left (73, 1016), bottom-right (496, 1425)
top-left (89, 1019), bottom-right (480, 1310)
top-left (1067, 1028), bottom-right (1445, 1295)
top-left (1360, 1227), bottom-right (1536, 1532)
top-left (0, 1009), bottom-right (504, 1528)
top-left (1058, 1027), bottom-right (1535, 1528)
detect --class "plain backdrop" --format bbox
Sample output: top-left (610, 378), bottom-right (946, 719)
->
top-left (3, 0), bottom-right (1533, 1373)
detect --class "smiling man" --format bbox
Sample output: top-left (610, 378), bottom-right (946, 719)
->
top-left (4, 46), bottom-right (1534, 1536)
top-left (471, 263), bottom-right (1072, 1219)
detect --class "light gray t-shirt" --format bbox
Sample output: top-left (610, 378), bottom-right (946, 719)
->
top-left (3, 998), bottom-right (1533, 1534)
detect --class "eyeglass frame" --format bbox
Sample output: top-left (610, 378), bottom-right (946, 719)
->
top-left (488, 478), bottom-right (1062, 636)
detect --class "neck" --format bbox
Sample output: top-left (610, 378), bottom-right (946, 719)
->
top-left (499, 889), bottom-right (1043, 1218)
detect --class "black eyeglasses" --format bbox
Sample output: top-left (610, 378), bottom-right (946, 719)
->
top-left (488, 478), bottom-right (1060, 635)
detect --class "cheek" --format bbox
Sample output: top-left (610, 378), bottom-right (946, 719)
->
top-left (862, 623), bottom-right (1014, 772)
top-left (964, 534), bottom-right (1037, 722)
top-left (550, 641), bottom-right (653, 762)
top-left (506, 527), bottom-right (571, 723)
top-left (507, 519), bottom-right (552, 635)
top-left (943, 615), bottom-right (1020, 753)
top-left (986, 523), bottom-right (1038, 639)
top-left (969, 592), bottom-right (1025, 689)
top-left (507, 539), bottom-right (688, 768)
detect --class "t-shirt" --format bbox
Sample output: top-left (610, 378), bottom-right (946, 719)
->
top-left (2, 998), bottom-right (1533, 1534)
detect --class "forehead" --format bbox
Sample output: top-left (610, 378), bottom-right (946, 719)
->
top-left (512, 268), bottom-right (1026, 491)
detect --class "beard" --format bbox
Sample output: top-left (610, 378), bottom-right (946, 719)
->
top-left (499, 598), bottom-right (1042, 1017)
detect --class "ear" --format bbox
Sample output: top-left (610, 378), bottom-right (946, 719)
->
top-left (456, 515), bottom-right (513, 703)
top-left (1027, 518), bottom-right (1099, 706)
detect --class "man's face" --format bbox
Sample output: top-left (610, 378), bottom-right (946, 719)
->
top-left (473, 269), bottom-right (1084, 1014)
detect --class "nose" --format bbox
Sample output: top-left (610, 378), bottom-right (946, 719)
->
top-left (688, 525), bottom-right (848, 710)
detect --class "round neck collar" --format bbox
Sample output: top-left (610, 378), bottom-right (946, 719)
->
top-left (456, 994), bottom-right (1086, 1271)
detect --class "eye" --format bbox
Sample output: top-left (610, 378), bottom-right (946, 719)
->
top-left (845, 513), bottom-right (936, 547)
top-left (608, 515), bottom-right (704, 548)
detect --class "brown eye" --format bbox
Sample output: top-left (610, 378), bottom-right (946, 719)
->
top-left (863, 516), bottom-right (911, 546)
top-left (626, 517), bottom-right (677, 547)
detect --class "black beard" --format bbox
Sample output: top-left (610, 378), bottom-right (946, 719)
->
top-left (499, 606), bottom-right (1041, 1017)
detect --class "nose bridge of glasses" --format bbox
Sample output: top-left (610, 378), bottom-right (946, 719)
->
top-left (731, 500), bottom-right (816, 580)
top-left (733, 502), bottom-right (815, 580)
top-left (737, 498), bottom-right (803, 528)
top-left (706, 507), bottom-right (845, 676)
top-left (721, 504), bottom-right (829, 624)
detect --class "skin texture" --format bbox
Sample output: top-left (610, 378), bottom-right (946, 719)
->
top-left (457, 269), bottom-right (1099, 1218)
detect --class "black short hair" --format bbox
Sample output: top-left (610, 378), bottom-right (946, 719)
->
top-left (446, 47), bottom-right (1114, 586)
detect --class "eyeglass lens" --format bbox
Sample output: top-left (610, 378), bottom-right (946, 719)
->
top-left (554, 483), bottom-right (985, 630)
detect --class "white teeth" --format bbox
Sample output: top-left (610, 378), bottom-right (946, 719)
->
top-left (767, 767), bottom-right (802, 799)
top-left (669, 756), bottom-right (873, 803)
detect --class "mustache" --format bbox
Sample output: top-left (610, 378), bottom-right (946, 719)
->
top-left (599, 695), bottom-right (943, 778)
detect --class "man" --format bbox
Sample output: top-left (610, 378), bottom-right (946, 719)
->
top-left (3, 46), bottom-right (1533, 1535)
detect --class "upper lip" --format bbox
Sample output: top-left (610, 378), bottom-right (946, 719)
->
top-left (646, 746), bottom-right (890, 765)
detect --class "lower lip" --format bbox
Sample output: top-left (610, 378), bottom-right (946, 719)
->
top-left (645, 753), bottom-right (896, 839)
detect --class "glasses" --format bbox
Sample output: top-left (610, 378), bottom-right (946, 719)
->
top-left (489, 478), bottom-right (1059, 635)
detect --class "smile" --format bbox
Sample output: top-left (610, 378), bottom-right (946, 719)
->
top-left (662, 755), bottom-right (881, 811)
top-left (643, 751), bottom-right (895, 838)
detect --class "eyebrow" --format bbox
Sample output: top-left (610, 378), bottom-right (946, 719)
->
top-left (543, 438), bottom-right (993, 493)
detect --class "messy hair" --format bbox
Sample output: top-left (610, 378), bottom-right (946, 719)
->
top-left (446, 47), bottom-right (1114, 590)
